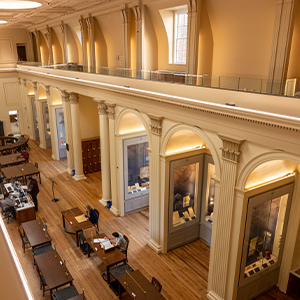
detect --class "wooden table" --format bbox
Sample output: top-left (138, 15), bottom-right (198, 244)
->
top-left (61, 207), bottom-right (93, 247)
top-left (0, 154), bottom-right (26, 167)
top-left (1, 163), bottom-right (41, 184)
top-left (86, 234), bottom-right (127, 284)
top-left (18, 163), bottom-right (41, 183)
top-left (34, 250), bottom-right (73, 295)
top-left (118, 270), bottom-right (165, 299)
top-left (21, 219), bottom-right (52, 249)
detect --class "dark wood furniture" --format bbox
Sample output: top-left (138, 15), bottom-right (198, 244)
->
top-left (34, 250), bottom-right (73, 295)
top-left (287, 269), bottom-right (300, 299)
top-left (1, 165), bottom-right (24, 182)
top-left (18, 227), bottom-right (31, 253)
top-left (16, 204), bottom-right (36, 224)
top-left (81, 137), bottom-right (101, 174)
top-left (21, 219), bottom-right (52, 249)
top-left (86, 233), bottom-right (127, 284)
top-left (18, 163), bottom-right (41, 183)
top-left (51, 285), bottom-right (79, 300)
top-left (0, 154), bottom-right (26, 167)
top-left (0, 135), bottom-right (28, 154)
top-left (118, 270), bottom-right (165, 299)
top-left (61, 207), bottom-right (93, 247)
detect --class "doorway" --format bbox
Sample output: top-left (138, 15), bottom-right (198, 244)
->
top-left (9, 110), bottom-right (20, 135)
top-left (17, 44), bottom-right (27, 62)
top-left (31, 97), bottom-right (39, 140)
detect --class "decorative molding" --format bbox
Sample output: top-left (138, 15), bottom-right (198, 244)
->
top-left (69, 92), bottom-right (78, 104)
top-left (61, 90), bottom-right (69, 102)
top-left (22, 79), bottom-right (27, 87)
top-left (60, 21), bottom-right (64, 34)
top-left (4, 82), bottom-right (20, 106)
top-left (18, 78), bottom-right (21, 85)
top-left (106, 102), bottom-right (116, 119)
top-left (97, 101), bottom-right (107, 115)
top-left (86, 16), bottom-right (92, 30)
top-left (206, 291), bottom-right (224, 300)
top-left (148, 114), bottom-right (164, 136)
top-left (45, 85), bottom-right (50, 97)
top-left (32, 81), bottom-right (37, 93)
top-left (79, 16), bottom-right (84, 31)
top-left (121, 6), bottom-right (129, 24)
top-left (148, 238), bottom-right (162, 254)
top-left (218, 134), bottom-right (245, 163)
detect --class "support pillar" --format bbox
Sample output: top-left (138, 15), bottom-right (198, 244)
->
top-left (86, 15), bottom-right (95, 72)
top-left (46, 25), bottom-right (53, 64)
top-left (122, 6), bottom-right (129, 68)
top-left (133, 3), bottom-right (142, 72)
top-left (147, 114), bottom-right (164, 253)
top-left (207, 134), bottom-right (245, 300)
top-left (69, 93), bottom-right (86, 181)
top-left (106, 102), bottom-right (119, 215)
top-left (79, 16), bottom-right (87, 71)
top-left (60, 21), bottom-right (68, 64)
top-left (96, 100), bottom-right (111, 206)
top-left (61, 90), bottom-right (74, 175)
top-left (45, 86), bottom-right (56, 160)
top-left (186, 0), bottom-right (201, 75)
top-left (34, 29), bottom-right (41, 62)
top-left (27, 30), bottom-right (34, 62)
top-left (267, 0), bottom-right (297, 95)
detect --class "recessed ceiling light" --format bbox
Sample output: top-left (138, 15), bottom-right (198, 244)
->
top-left (0, 1), bottom-right (42, 9)
top-left (0, 20), bottom-right (7, 24)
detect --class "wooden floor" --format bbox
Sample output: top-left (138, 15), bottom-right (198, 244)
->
top-left (3, 139), bottom-right (295, 300)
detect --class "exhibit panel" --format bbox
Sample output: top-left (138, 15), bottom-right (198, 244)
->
top-left (237, 181), bottom-right (295, 300)
top-left (55, 107), bottom-right (66, 160)
top-left (31, 96), bottom-right (39, 140)
top-left (42, 102), bottom-right (51, 148)
top-left (123, 135), bottom-right (149, 214)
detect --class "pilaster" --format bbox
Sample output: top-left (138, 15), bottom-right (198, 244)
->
top-left (46, 25), bottom-right (53, 64)
top-left (34, 29), bottom-right (41, 62)
top-left (207, 134), bottom-right (245, 300)
top-left (70, 92), bottom-right (86, 181)
top-left (79, 16), bottom-right (87, 70)
top-left (133, 2), bottom-right (142, 71)
top-left (45, 86), bottom-right (56, 160)
top-left (86, 15), bottom-right (95, 72)
top-left (147, 114), bottom-right (164, 253)
top-left (61, 90), bottom-right (74, 175)
top-left (95, 99), bottom-right (112, 205)
top-left (60, 21), bottom-right (68, 64)
top-left (122, 6), bottom-right (129, 68)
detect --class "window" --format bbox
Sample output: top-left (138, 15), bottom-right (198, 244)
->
top-left (174, 12), bottom-right (188, 64)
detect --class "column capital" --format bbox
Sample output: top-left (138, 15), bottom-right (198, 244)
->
top-left (32, 81), bottom-right (37, 93)
top-left (218, 133), bottom-right (245, 163)
top-left (46, 25), bottom-right (51, 40)
top-left (148, 114), bottom-right (164, 136)
top-left (79, 16), bottom-right (85, 31)
top-left (60, 21), bottom-right (65, 34)
top-left (61, 90), bottom-right (70, 102)
top-left (22, 79), bottom-right (27, 87)
top-left (28, 30), bottom-right (32, 39)
top-left (86, 15), bottom-right (93, 31)
top-left (69, 92), bottom-right (79, 104)
top-left (106, 102), bottom-right (116, 119)
top-left (18, 78), bottom-right (21, 85)
top-left (121, 5), bottom-right (129, 24)
top-left (45, 85), bottom-right (50, 96)
top-left (97, 101), bottom-right (107, 115)
top-left (33, 28), bottom-right (38, 39)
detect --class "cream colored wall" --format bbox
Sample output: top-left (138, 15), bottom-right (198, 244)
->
top-left (39, 31), bottom-right (49, 64)
top-left (95, 12), bottom-right (124, 68)
top-left (205, 0), bottom-right (276, 77)
top-left (129, 9), bottom-right (136, 70)
top-left (51, 27), bottom-right (63, 64)
top-left (78, 95), bottom-right (99, 139)
top-left (66, 22), bottom-right (80, 64)
top-left (94, 18), bottom-right (108, 68)
top-left (143, 5), bottom-right (158, 71)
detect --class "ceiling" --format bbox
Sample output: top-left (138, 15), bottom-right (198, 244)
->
top-left (0, 0), bottom-right (121, 30)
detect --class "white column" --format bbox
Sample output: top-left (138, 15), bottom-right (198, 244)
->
top-left (45, 86), bottom-right (56, 160)
top-left (147, 114), bottom-right (164, 253)
top-left (186, 0), bottom-right (201, 75)
top-left (106, 102), bottom-right (119, 215)
top-left (34, 29), bottom-right (41, 62)
top-left (122, 6), bottom-right (129, 68)
top-left (79, 16), bottom-right (87, 71)
top-left (86, 15), bottom-right (95, 72)
top-left (95, 100), bottom-right (112, 205)
top-left (133, 4), bottom-right (142, 71)
top-left (60, 21), bottom-right (68, 64)
top-left (207, 134), bottom-right (245, 300)
top-left (69, 93), bottom-right (86, 181)
top-left (27, 30), bottom-right (35, 62)
top-left (61, 90), bottom-right (74, 175)
top-left (46, 25), bottom-right (53, 64)
top-left (267, 0), bottom-right (296, 95)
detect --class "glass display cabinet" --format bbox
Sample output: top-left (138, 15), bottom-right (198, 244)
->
top-left (123, 136), bottom-right (149, 214)
top-left (55, 107), bottom-right (67, 160)
top-left (238, 181), bottom-right (294, 299)
top-left (168, 154), bottom-right (204, 250)
top-left (42, 102), bottom-right (51, 148)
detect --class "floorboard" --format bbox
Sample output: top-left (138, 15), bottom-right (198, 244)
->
top-left (2, 139), bottom-right (295, 300)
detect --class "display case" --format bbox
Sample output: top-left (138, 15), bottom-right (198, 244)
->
top-left (123, 136), bottom-right (149, 214)
top-left (168, 154), bottom-right (203, 250)
top-left (237, 181), bottom-right (294, 299)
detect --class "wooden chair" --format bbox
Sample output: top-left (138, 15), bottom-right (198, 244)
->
top-left (0, 202), bottom-right (15, 224)
top-left (18, 227), bottom-right (31, 253)
top-left (38, 271), bottom-right (49, 296)
top-left (94, 208), bottom-right (100, 230)
top-left (35, 162), bottom-right (38, 168)
top-left (151, 276), bottom-right (162, 293)
top-left (123, 234), bottom-right (129, 260)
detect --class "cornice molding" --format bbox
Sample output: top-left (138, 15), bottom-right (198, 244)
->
top-left (218, 133), bottom-right (245, 163)
top-left (148, 114), bottom-right (164, 136)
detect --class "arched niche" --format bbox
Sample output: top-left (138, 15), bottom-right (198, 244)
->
top-left (37, 85), bottom-right (47, 99)
top-left (27, 82), bottom-right (35, 95)
top-left (94, 18), bottom-right (108, 67)
top-left (245, 159), bottom-right (298, 190)
top-left (39, 31), bottom-right (49, 64)
top-left (51, 89), bottom-right (62, 105)
top-left (52, 28), bottom-right (63, 64)
top-left (118, 112), bottom-right (146, 135)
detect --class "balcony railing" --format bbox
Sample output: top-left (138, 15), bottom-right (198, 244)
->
top-left (17, 62), bottom-right (300, 98)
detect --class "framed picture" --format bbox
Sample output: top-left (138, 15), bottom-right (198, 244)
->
top-left (140, 166), bottom-right (149, 179)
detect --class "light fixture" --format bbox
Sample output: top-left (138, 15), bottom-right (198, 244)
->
top-left (0, 1), bottom-right (42, 9)
top-left (0, 20), bottom-right (7, 24)
top-left (166, 145), bottom-right (205, 155)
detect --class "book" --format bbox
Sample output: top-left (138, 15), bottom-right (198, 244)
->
top-left (183, 195), bottom-right (190, 207)
top-left (173, 211), bottom-right (181, 225)
top-left (96, 238), bottom-right (115, 252)
top-left (75, 215), bottom-right (88, 223)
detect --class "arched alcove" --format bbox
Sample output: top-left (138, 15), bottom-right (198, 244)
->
top-left (51, 89), bottom-right (62, 105)
top-left (118, 112), bottom-right (146, 135)
top-left (27, 82), bottom-right (34, 95)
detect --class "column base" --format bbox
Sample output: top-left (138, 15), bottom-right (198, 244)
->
top-left (109, 205), bottom-right (120, 216)
top-left (72, 174), bottom-right (86, 181)
top-left (51, 154), bottom-right (57, 161)
top-left (148, 238), bottom-right (162, 254)
top-left (39, 144), bottom-right (46, 149)
top-left (99, 198), bottom-right (111, 207)
top-left (207, 291), bottom-right (223, 300)
top-left (67, 168), bottom-right (73, 175)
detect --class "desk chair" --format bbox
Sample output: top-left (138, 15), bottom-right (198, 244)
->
top-left (123, 235), bottom-right (129, 261)
top-left (18, 227), bottom-right (31, 253)
top-left (38, 271), bottom-right (49, 296)
top-left (52, 285), bottom-right (79, 300)
top-left (151, 276), bottom-right (162, 293)
top-left (0, 202), bottom-right (15, 224)
top-left (94, 208), bottom-right (100, 230)
top-left (32, 244), bottom-right (53, 265)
